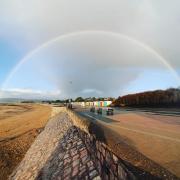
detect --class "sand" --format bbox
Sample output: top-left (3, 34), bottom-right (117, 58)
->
top-left (0, 103), bottom-right (52, 180)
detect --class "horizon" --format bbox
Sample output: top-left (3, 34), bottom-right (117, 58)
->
top-left (0, 87), bottom-right (179, 102)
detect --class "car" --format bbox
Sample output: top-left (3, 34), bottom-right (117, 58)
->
top-left (97, 108), bottom-right (102, 114)
top-left (106, 108), bottom-right (114, 115)
top-left (67, 103), bottom-right (72, 109)
top-left (90, 107), bottom-right (95, 113)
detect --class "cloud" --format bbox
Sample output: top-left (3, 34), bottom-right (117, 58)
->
top-left (81, 89), bottom-right (103, 95)
top-left (1, 32), bottom-right (179, 99)
top-left (1, 0), bottom-right (180, 68)
top-left (0, 88), bottom-right (61, 100)
top-left (1, 0), bottom-right (180, 98)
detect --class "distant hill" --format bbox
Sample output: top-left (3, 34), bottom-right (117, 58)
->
top-left (113, 88), bottom-right (180, 107)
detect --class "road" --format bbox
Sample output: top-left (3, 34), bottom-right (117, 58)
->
top-left (76, 107), bottom-right (180, 177)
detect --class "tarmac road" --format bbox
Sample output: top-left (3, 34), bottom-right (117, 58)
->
top-left (76, 106), bottom-right (180, 177)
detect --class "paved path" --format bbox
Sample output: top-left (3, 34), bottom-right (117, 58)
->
top-left (10, 112), bottom-right (100, 180)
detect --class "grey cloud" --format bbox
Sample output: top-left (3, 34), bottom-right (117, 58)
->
top-left (0, 0), bottom-right (180, 69)
top-left (2, 31), bottom-right (179, 98)
top-left (1, 0), bottom-right (180, 98)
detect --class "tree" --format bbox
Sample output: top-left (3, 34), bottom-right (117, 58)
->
top-left (97, 97), bottom-right (104, 101)
top-left (75, 97), bottom-right (84, 102)
top-left (55, 100), bottom-right (62, 103)
top-left (112, 88), bottom-right (180, 107)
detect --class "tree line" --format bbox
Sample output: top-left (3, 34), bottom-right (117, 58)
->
top-left (41, 97), bottom-right (114, 104)
top-left (113, 88), bottom-right (180, 107)
top-left (74, 97), bottom-right (114, 102)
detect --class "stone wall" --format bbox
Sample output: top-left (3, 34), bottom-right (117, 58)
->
top-left (77, 128), bottom-right (135, 180)
top-left (66, 108), bottom-right (136, 179)
top-left (9, 112), bottom-right (73, 180)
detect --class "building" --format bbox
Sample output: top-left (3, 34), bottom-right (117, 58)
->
top-left (75, 101), bottom-right (112, 107)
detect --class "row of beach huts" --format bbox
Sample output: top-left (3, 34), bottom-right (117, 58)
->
top-left (73, 101), bottom-right (112, 107)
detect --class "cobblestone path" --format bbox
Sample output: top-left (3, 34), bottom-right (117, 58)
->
top-left (10, 112), bottom-right (100, 180)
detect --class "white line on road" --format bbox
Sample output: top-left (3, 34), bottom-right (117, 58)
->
top-left (84, 113), bottom-right (180, 143)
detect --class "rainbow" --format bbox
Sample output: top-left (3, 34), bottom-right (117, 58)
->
top-left (2, 30), bottom-right (180, 88)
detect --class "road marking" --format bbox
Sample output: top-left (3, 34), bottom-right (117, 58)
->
top-left (84, 113), bottom-right (180, 143)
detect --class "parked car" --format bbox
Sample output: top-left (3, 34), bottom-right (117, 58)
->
top-left (97, 108), bottom-right (102, 114)
top-left (90, 107), bottom-right (95, 113)
top-left (67, 103), bottom-right (72, 109)
top-left (106, 108), bottom-right (114, 115)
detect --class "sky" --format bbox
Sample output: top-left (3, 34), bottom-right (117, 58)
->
top-left (0, 0), bottom-right (180, 99)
